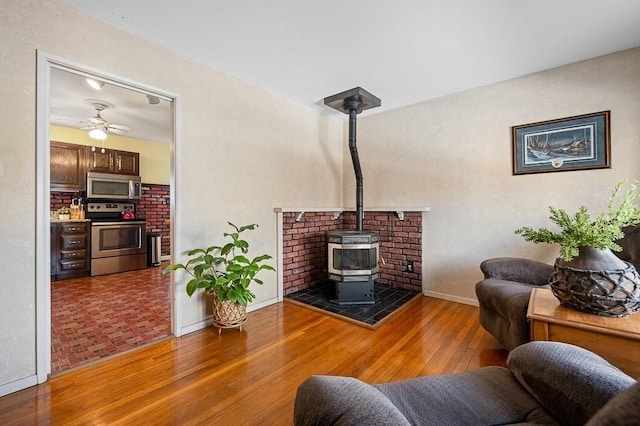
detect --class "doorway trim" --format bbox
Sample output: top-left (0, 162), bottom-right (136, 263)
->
top-left (36, 51), bottom-right (179, 384)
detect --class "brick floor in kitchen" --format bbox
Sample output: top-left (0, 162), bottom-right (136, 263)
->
top-left (51, 263), bottom-right (172, 374)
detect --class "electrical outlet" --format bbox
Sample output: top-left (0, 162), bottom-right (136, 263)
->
top-left (406, 261), bottom-right (414, 273)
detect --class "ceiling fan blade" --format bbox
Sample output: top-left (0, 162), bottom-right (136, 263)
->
top-left (88, 117), bottom-right (103, 124)
top-left (51, 115), bottom-right (82, 124)
top-left (106, 127), bottom-right (128, 134)
top-left (108, 123), bottom-right (129, 131)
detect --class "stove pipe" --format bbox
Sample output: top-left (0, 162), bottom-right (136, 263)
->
top-left (323, 87), bottom-right (381, 231)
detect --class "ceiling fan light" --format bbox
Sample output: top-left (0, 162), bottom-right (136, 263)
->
top-left (86, 78), bottom-right (105, 90)
top-left (89, 128), bottom-right (107, 140)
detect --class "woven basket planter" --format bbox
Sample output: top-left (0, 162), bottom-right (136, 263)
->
top-left (209, 291), bottom-right (247, 333)
top-left (550, 248), bottom-right (640, 317)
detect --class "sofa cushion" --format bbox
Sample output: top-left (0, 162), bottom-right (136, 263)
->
top-left (508, 341), bottom-right (636, 426)
top-left (374, 366), bottom-right (557, 425)
top-left (294, 375), bottom-right (411, 425)
top-left (586, 382), bottom-right (640, 425)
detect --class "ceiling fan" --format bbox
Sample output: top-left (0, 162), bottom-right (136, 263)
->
top-left (81, 99), bottom-right (129, 140)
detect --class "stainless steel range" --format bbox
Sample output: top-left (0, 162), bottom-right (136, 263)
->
top-left (86, 202), bottom-right (147, 276)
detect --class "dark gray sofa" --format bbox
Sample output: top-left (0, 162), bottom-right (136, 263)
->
top-left (294, 341), bottom-right (639, 425)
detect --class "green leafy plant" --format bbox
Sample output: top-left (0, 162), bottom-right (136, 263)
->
top-left (161, 222), bottom-right (275, 306)
top-left (56, 206), bottom-right (70, 214)
top-left (515, 179), bottom-right (640, 261)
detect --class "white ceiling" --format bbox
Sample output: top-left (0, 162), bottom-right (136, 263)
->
top-left (52, 0), bottom-right (640, 134)
top-left (50, 68), bottom-right (172, 143)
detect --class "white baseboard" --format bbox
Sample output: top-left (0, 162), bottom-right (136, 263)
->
top-left (180, 297), bottom-right (279, 336)
top-left (248, 297), bottom-right (278, 312)
top-left (0, 375), bottom-right (38, 398)
top-left (423, 290), bottom-right (479, 307)
top-left (180, 319), bottom-right (211, 335)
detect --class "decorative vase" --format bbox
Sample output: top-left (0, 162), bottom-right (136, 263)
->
top-left (208, 291), bottom-right (247, 334)
top-left (550, 247), bottom-right (640, 317)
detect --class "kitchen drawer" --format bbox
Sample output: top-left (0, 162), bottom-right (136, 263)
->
top-left (59, 259), bottom-right (88, 271)
top-left (60, 249), bottom-right (87, 261)
top-left (60, 223), bottom-right (88, 234)
top-left (60, 234), bottom-right (87, 250)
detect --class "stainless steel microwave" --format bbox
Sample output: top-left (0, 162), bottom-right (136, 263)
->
top-left (86, 172), bottom-right (141, 200)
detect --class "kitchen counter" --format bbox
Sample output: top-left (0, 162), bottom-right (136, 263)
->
top-left (50, 218), bottom-right (91, 223)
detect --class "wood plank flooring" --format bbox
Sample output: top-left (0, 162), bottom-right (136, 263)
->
top-left (0, 296), bottom-right (507, 425)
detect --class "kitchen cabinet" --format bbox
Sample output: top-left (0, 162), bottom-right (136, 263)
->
top-left (50, 223), bottom-right (59, 280)
top-left (51, 221), bottom-right (90, 281)
top-left (50, 141), bottom-right (86, 191)
top-left (86, 148), bottom-right (139, 176)
top-left (114, 150), bottom-right (139, 175)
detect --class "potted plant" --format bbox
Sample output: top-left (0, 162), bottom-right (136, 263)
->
top-left (56, 206), bottom-right (71, 220)
top-left (515, 179), bottom-right (640, 317)
top-left (162, 222), bottom-right (275, 332)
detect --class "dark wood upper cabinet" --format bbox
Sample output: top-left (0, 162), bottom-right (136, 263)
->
top-left (86, 149), bottom-right (112, 174)
top-left (87, 148), bottom-right (139, 176)
top-left (50, 141), bottom-right (86, 192)
top-left (114, 150), bottom-right (139, 175)
top-left (51, 142), bottom-right (140, 192)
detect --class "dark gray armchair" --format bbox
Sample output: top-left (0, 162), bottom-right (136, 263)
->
top-left (475, 257), bottom-right (552, 351)
top-left (475, 225), bottom-right (640, 351)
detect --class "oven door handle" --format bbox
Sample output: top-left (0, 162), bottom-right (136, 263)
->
top-left (91, 221), bottom-right (146, 226)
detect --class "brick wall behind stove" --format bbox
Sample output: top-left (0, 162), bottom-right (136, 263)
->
top-left (138, 184), bottom-right (170, 256)
top-left (343, 211), bottom-right (422, 292)
top-left (50, 192), bottom-right (74, 212)
top-left (282, 211), bottom-right (423, 295)
top-left (283, 212), bottom-right (342, 295)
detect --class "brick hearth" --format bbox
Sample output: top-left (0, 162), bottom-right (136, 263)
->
top-left (281, 210), bottom-right (423, 295)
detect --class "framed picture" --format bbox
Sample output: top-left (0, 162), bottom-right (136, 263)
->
top-left (512, 111), bottom-right (610, 175)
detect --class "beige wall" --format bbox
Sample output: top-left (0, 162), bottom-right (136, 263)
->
top-left (0, 0), bottom-right (343, 389)
top-left (3, 0), bottom-right (639, 394)
top-left (50, 125), bottom-right (171, 185)
top-left (353, 47), bottom-right (640, 303)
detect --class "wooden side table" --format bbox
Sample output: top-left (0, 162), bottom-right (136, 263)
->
top-left (527, 288), bottom-right (640, 379)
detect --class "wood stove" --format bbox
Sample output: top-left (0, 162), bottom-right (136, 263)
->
top-left (324, 87), bottom-right (382, 305)
top-left (327, 230), bottom-right (379, 305)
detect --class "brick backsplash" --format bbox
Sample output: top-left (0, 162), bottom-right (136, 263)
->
top-left (282, 210), bottom-right (422, 295)
top-left (50, 183), bottom-right (171, 257)
top-left (138, 184), bottom-right (171, 256)
top-left (50, 192), bottom-right (74, 212)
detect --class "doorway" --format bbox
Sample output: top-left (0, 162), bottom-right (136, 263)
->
top-left (36, 52), bottom-right (178, 381)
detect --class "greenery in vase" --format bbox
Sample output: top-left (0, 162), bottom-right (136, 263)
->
top-left (515, 179), bottom-right (640, 261)
top-left (161, 222), bottom-right (275, 306)
top-left (56, 206), bottom-right (70, 214)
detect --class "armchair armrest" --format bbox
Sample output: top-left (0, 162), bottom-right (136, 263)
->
top-left (480, 257), bottom-right (553, 286)
top-left (294, 375), bottom-right (411, 425)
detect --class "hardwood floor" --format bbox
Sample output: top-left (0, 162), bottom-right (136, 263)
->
top-left (0, 296), bottom-right (507, 425)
